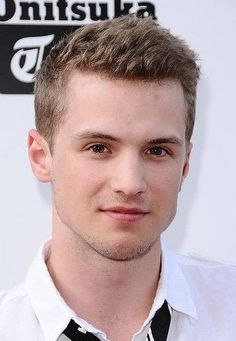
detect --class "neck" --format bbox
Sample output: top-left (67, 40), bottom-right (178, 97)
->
top-left (46, 226), bottom-right (161, 337)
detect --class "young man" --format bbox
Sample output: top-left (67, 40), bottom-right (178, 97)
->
top-left (1, 15), bottom-right (236, 341)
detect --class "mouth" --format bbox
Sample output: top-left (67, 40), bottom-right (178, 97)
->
top-left (100, 206), bottom-right (149, 223)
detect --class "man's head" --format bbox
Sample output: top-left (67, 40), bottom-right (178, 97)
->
top-left (34, 14), bottom-right (200, 150)
top-left (29, 15), bottom-right (200, 261)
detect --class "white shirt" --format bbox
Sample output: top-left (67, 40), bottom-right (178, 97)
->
top-left (0, 241), bottom-right (236, 341)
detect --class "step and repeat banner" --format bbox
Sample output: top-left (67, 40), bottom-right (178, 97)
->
top-left (1, 0), bottom-right (236, 289)
top-left (1, 0), bottom-right (156, 94)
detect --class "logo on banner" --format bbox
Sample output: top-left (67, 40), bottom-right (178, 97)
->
top-left (10, 35), bottom-right (54, 83)
top-left (0, 0), bottom-right (157, 94)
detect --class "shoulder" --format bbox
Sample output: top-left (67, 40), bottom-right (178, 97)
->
top-left (0, 282), bottom-right (28, 304)
top-left (0, 283), bottom-right (33, 327)
top-left (0, 282), bottom-right (31, 314)
top-left (177, 252), bottom-right (236, 278)
top-left (1, 282), bottom-right (25, 301)
top-left (0, 283), bottom-right (42, 340)
top-left (176, 253), bottom-right (236, 308)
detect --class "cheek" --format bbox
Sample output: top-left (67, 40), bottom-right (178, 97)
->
top-left (148, 163), bottom-right (184, 195)
top-left (52, 157), bottom-right (106, 201)
top-left (149, 166), bottom-right (183, 227)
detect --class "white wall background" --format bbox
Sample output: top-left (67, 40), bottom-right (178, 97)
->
top-left (1, 0), bottom-right (236, 290)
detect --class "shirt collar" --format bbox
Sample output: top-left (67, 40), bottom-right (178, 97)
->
top-left (160, 242), bottom-right (198, 320)
top-left (25, 240), bottom-right (197, 341)
top-left (25, 241), bottom-right (75, 341)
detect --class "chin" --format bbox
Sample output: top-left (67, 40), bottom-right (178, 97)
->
top-left (90, 238), bottom-right (158, 262)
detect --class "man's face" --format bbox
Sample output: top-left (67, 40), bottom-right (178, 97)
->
top-left (48, 72), bottom-right (191, 261)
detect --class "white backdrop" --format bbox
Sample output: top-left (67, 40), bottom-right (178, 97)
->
top-left (1, 0), bottom-right (236, 290)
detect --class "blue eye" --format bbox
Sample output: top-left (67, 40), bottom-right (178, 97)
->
top-left (148, 146), bottom-right (167, 156)
top-left (89, 144), bottom-right (107, 154)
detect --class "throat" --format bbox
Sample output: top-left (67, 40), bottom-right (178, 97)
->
top-left (46, 234), bottom-right (162, 339)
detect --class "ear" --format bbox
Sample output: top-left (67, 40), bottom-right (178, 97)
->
top-left (179, 142), bottom-right (192, 191)
top-left (28, 129), bottom-right (52, 182)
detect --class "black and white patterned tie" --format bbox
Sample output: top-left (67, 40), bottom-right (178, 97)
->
top-left (59, 319), bottom-right (99, 340)
top-left (147, 300), bottom-right (171, 341)
top-left (59, 300), bottom-right (171, 341)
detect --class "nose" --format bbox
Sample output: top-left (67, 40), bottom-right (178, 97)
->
top-left (110, 152), bottom-right (147, 196)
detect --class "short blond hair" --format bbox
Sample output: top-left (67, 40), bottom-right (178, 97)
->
top-left (34, 15), bottom-right (200, 149)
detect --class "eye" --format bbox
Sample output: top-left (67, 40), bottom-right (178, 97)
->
top-left (89, 144), bottom-right (108, 154)
top-left (147, 146), bottom-right (168, 157)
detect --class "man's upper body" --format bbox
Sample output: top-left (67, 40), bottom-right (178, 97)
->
top-left (1, 240), bottom-right (236, 341)
top-left (1, 14), bottom-right (235, 341)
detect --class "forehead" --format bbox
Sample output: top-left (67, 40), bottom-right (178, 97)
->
top-left (61, 72), bottom-right (187, 141)
top-left (66, 71), bottom-right (185, 103)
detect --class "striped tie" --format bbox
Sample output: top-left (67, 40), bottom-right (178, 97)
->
top-left (59, 300), bottom-right (171, 341)
top-left (147, 301), bottom-right (171, 341)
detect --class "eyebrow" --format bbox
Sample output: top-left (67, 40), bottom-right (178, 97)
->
top-left (147, 137), bottom-right (183, 146)
top-left (72, 131), bottom-right (120, 142)
top-left (71, 130), bottom-right (183, 147)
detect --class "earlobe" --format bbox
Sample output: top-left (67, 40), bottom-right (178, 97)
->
top-left (179, 142), bottom-right (192, 192)
top-left (179, 163), bottom-right (189, 192)
top-left (28, 129), bottom-right (51, 182)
